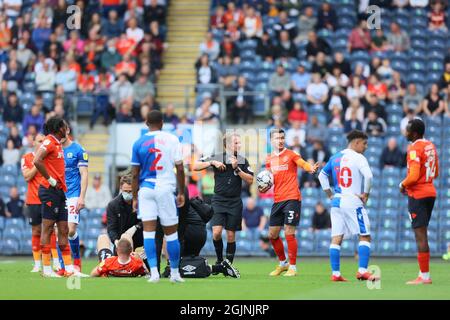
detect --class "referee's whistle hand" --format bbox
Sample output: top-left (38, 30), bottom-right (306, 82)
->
top-left (211, 160), bottom-right (226, 171)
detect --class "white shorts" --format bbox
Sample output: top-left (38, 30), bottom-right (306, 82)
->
top-left (66, 197), bottom-right (80, 224)
top-left (330, 206), bottom-right (371, 238)
top-left (138, 187), bottom-right (178, 226)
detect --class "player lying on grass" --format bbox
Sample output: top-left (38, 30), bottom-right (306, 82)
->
top-left (91, 233), bottom-right (148, 277)
top-left (92, 225), bottom-right (239, 279)
top-left (318, 130), bottom-right (378, 282)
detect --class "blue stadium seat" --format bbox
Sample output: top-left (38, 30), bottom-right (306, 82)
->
top-left (20, 238), bottom-right (32, 255)
top-left (298, 229), bottom-right (313, 241)
top-left (76, 94), bottom-right (95, 116)
top-left (90, 208), bottom-right (105, 217)
top-left (5, 218), bottom-right (26, 229)
top-left (315, 239), bottom-right (330, 254)
top-left (298, 239), bottom-right (314, 253)
top-left (1, 238), bottom-right (20, 255)
top-left (300, 218), bottom-right (312, 229)
top-left (0, 175), bottom-right (15, 188)
top-left (87, 218), bottom-right (102, 228)
top-left (376, 240), bottom-right (397, 255)
top-left (378, 229), bottom-right (397, 241)
top-left (1, 164), bottom-right (19, 177)
top-left (0, 216), bottom-right (4, 231)
top-left (2, 227), bottom-right (22, 241)
top-left (399, 241), bottom-right (416, 255)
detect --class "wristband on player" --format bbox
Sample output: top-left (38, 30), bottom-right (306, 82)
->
top-left (399, 182), bottom-right (404, 189)
top-left (48, 177), bottom-right (57, 187)
top-left (234, 167), bottom-right (241, 175)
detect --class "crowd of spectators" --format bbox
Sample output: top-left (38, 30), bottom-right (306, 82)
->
top-left (0, 0), bottom-right (169, 139)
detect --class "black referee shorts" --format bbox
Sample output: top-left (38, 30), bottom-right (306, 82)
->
top-left (210, 195), bottom-right (243, 231)
top-left (38, 185), bottom-right (68, 222)
top-left (408, 196), bottom-right (435, 229)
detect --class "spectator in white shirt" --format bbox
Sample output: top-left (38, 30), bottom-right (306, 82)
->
top-left (199, 32), bottom-right (220, 61)
top-left (307, 73), bottom-right (329, 106)
top-left (35, 61), bottom-right (56, 92)
top-left (126, 17), bottom-right (144, 44)
top-left (286, 120), bottom-right (306, 147)
top-left (85, 174), bottom-right (113, 210)
top-left (346, 76), bottom-right (367, 101)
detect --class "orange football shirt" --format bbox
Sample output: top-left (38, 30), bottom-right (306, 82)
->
top-left (21, 152), bottom-right (41, 205)
top-left (96, 256), bottom-right (146, 277)
top-left (266, 148), bottom-right (302, 203)
top-left (37, 135), bottom-right (67, 192)
top-left (405, 139), bottom-right (439, 199)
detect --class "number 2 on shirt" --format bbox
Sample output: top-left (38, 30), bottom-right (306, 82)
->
top-left (149, 148), bottom-right (163, 171)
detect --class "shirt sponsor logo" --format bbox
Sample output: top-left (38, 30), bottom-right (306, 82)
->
top-left (271, 164), bottom-right (289, 171)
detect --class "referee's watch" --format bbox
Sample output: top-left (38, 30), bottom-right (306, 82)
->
top-left (234, 167), bottom-right (242, 175)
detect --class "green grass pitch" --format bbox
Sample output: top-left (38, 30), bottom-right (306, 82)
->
top-left (1, 257), bottom-right (449, 300)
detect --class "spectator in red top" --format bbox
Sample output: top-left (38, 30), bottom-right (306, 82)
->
top-left (429, 0), bottom-right (448, 31)
top-left (78, 72), bottom-right (95, 93)
top-left (366, 74), bottom-right (388, 101)
top-left (224, 1), bottom-right (244, 27)
top-left (225, 19), bottom-right (241, 42)
top-left (348, 19), bottom-right (371, 53)
top-left (115, 53), bottom-right (137, 78)
top-left (288, 102), bottom-right (308, 126)
top-left (116, 33), bottom-right (137, 57)
top-left (211, 5), bottom-right (226, 30)
top-left (219, 33), bottom-right (240, 64)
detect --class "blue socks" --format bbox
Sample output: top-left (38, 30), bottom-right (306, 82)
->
top-left (68, 232), bottom-right (80, 260)
top-left (143, 231), bottom-right (157, 269)
top-left (56, 245), bottom-right (65, 270)
top-left (165, 232), bottom-right (180, 274)
top-left (358, 241), bottom-right (371, 273)
top-left (329, 244), bottom-right (341, 276)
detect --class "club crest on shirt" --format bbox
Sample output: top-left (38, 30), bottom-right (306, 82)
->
top-left (67, 152), bottom-right (73, 158)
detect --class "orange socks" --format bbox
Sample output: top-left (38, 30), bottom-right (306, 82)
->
top-left (270, 237), bottom-right (286, 262)
top-left (285, 234), bottom-right (298, 266)
top-left (32, 235), bottom-right (41, 262)
top-left (418, 252), bottom-right (430, 273)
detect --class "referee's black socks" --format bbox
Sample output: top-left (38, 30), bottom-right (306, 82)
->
top-left (213, 239), bottom-right (224, 263)
top-left (226, 242), bottom-right (236, 263)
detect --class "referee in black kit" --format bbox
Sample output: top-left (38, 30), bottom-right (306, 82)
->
top-left (193, 133), bottom-right (254, 271)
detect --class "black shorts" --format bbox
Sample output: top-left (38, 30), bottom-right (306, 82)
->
top-left (210, 195), bottom-right (243, 231)
top-left (38, 185), bottom-right (68, 222)
top-left (98, 248), bottom-right (113, 262)
top-left (270, 200), bottom-right (301, 227)
top-left (408, 196), bottom-right (435, 229)
top-left (182, 224), bottom-right (207, 257)
top-left (27, 204), bottom-right (42, 226)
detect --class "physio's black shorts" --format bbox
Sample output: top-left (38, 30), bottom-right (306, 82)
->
top-left (27, 204), bottom-right (42, 226)
top-left (182, 224), bottom-right (207, 257)
top-left (408, 196), bottom-right (435, 229)
top-left (38, 186), bottom-right (68, 222)
top-left (210, 195), bottom-right (243, 231)
top-left (270, 200), bottom-right (301, 227)
top-left (98, 248), bottom-right (113, 262)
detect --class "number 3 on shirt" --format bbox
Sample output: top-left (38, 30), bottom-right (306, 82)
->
top-left (424, 149), bottom-right (436, 182)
